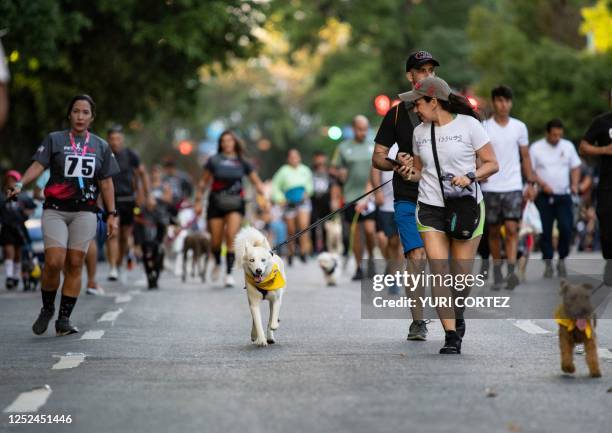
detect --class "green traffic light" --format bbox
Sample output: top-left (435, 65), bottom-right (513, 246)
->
top-left (328, 126), bottom-right (342, 140)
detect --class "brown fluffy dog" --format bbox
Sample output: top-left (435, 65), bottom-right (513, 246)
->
top-left (182, 231), bottom-right (211, 283)
top-left (555, 280), bottom-right (601, 377)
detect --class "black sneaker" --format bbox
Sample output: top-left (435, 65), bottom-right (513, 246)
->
top-left (6, 277), bottom-right (15, 290)
top-left (455, 318), bottom-right (466, 339)
top-left (55, 317), bottom-right (79, 336)
top-left (491, 265), bottom-right (503, 290)
top-left (480, 259), bottom-right (490, 281)
top-left (439, 330), bottom-right (462, 354)
top-left (32, 308), bottom-right (55, 335)
top-left (505, 272), bottom-right (519, 290)
top-left (351, 267), bottom-right (363, 281)
top-left (407, 320), bottom-right (428, 341)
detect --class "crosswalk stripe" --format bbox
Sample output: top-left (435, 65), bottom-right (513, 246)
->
top-left (511, 320), bottom-right (551, 334)
top-left (3, 386), bottom-right (52, 413)
top-left (52, 353), bottom-right (86, 370)
top-left (98, 308), bottom-right (123, 322)
top-left (80, 330), bottom-right (105, 340)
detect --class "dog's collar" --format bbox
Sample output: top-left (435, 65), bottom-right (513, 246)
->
top-left (554, 305), bottom-right (594, 339)
top-left (323, 262), bottom-right (337, 276)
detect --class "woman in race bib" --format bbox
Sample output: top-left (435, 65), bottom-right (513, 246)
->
top-left (194, 130), bottom-right (267, 288)
top-left (7, 94), bottom-right (120, 336)
top-left (396, 77), bottom-right (498, 354)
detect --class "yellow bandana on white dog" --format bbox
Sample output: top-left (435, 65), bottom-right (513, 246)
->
top-left (246, 264), bottom-right (285, 291)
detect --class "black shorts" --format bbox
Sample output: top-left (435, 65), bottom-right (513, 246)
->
top-left (117, 201), bottom-right (136, 226)
top-left (344, 203), bottom-right (377, 224)
top-left (207, 202), bottom-right (246, 220)
top-left (0, 225), bottom-right (26, 247)
top-left (376, 210), bottom-right (398, 238)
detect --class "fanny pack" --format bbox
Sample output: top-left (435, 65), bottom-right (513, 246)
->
top-left (430, 123), bottom-right (480, 240)
top-left (214, 191), bottom-right (243, 212)
top-left (284, 186), bottom-right (306, 205)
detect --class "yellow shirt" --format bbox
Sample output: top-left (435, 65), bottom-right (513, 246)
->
top-left (554, 305), bottom-right (593, 339)
top-left (246, 264), bottom-right (285, 291)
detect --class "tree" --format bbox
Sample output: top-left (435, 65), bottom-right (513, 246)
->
top-left (0, 0), bottom-right (266, 167)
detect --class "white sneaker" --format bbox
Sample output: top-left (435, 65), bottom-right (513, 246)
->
top-left (108, 267), bottom-right (119, 281)
top-left (86, 286), bottom-right (105, 296)
top-left (224, 274), bottom-right (235, 288)
top-left (211, 265), bottom-right (221, 282)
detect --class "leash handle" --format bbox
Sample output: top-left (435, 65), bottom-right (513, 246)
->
top-left (272, 178), bottom-right (393, 253)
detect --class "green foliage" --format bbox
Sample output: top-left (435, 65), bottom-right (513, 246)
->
top-left (0, 0), bottom-right (266, 167)
top-left (468, 4), bottom-right (612, 143)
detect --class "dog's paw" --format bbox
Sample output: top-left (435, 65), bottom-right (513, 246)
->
top-left (270, 321), bottom-right (279, 331)
top-left (561, 362), bottom-right (576, 374)
top-left (589, 369), bottom-right (602, 378)
top-left (266, 338), bottom-right (276, 344)
top-left (253, 337), bottom-right (268, 347)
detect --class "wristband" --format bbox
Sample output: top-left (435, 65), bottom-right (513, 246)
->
top-left (14, 182), bottom-right (23, 190)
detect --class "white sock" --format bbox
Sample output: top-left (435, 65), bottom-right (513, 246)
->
top-left (14, 262), bottom-right (22, 278)
top-left (5, 260), bottom-right (14, 278)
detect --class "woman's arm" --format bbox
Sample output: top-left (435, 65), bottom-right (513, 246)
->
top-left (248, 171), bottom-right (267, 196)
top-left (6, 162), bottom-right (46, 198)
top-left (194, 169), bottom-right (212, 214)
top-left (99, 177), bottom-right (118, 239)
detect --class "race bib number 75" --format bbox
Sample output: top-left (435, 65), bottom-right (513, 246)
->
top-left (64, 155), bottom-right (96, 178)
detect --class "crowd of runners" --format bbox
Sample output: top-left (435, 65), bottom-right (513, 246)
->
top-left (1, 49), bottom-right (611, 354)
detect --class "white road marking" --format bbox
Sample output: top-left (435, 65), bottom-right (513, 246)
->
top-left (133, 279), bottom-right (148, 288)
top-left (129, 289), bottom-right (142, 295)
top-left (511, 320), bottom-right (551, 335)
top-left (80, 330), bottom-right (105, 340)
top-left (98, 308), bottom-right (123, 322)
top-left (51, 353), bottom-right (86, 370)
top-left (598, 347), bottom-right (612, 360)
top-left (115, 294), bottom-right (132, 304)
top-left (3, 385), bottom-right (52, 413)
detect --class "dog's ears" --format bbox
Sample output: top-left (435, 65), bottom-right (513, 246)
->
top-left (559, 279), bottom-right (570, 296)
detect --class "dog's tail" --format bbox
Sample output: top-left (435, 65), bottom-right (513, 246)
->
top-left (234, 226), bottom-right (271, 265)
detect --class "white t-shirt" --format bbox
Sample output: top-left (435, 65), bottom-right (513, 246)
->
top-left (529, 138), bottom-right (581, 195)
top-left (379, 144), bottom-right (398, 212)
top-left (481, 117), bottom-right (528, 192)
top-left (413, 114), bottom-right (489, 207)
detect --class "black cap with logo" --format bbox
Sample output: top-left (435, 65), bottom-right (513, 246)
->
top-left (405, 50), bottom-right (440, 72)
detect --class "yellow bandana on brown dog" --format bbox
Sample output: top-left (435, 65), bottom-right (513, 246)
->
top-left (554, 305), bottom-right (593, 339)
top-left (246, 264), bottom-right (286, 291)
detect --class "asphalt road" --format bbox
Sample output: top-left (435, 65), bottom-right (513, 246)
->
top-left (1, 252), bottom-right (611, 433)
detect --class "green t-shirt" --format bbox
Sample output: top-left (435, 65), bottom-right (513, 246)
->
top-left (332, 139), bottom-right (374, 202)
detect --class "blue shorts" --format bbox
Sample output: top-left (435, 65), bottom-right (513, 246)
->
top-left (393, 200), bottom-right (424, 254)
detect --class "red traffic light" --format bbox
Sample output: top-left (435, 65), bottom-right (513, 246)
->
top-left (374, 94), bottom-right (391, 116)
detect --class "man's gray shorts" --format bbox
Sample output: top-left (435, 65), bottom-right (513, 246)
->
top-left (483, 190), bottom-right (523, 225)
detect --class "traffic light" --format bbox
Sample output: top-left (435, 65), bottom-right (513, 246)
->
top-left (328, 126), bottom-right (342, 141)
top-left (374, 94), bottom-right (391, 116)
top-left (178, 140), bottom-right (193, 155)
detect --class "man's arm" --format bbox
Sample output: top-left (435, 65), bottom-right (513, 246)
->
top-left (579, 139), bottom-right (612, 157)
top-left (372, 143), bottom-right (395, 171)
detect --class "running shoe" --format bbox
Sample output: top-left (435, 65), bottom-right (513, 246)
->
top-left (505, 272), bottom-right (519, 290)
top-left (439, 330), bottom-right (462, 354)
top-left (108, 267), bottom-right (119, 281)
top-left (55, 317), bottom-right (79, 336)
top-left (86, 285), bottom-right (105, 296)
top-left (557, 259), bottom-right (567, 278)
top-left (224, 274), bottom-right (235, 288)
top-left (32, 308), bottom-right (55, 335)
top-left (491, 265), bottom-right (503, 290)
top-left (543, 261), bottom-right (553, 278)
top-left (479, 259), bottom-right (490, 281)
top-left (351, 267), bottom-right (363, 281)
top-left (211, 264), bottom-right (221, 281)
top-left (407, 320), bottom-right (428, 341)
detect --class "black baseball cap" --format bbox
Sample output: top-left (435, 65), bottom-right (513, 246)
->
top-left (405, 50), bottom-right (440, 72)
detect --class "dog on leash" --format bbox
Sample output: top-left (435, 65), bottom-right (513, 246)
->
top-left (182, 231), bottom-right (211, 283)
top-left (317, 251), bottom-right (341, 286)
top-left (235, 226), bottom-right (286, 347)
top-left (555, 280), bottom-right (601, 377)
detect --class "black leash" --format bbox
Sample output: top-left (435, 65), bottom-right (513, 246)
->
top-left (272, 178), bottom-right (393, 253)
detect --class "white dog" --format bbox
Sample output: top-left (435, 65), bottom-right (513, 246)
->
top-left (234, 226), bottom-right (286, 347)
top-left (317, 252), bottom-right (341, 287)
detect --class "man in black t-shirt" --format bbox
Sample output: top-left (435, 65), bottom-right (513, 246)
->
top-left (107, 125), bottom-right (152, 281)
top-left (372, 50), bottom-right (441, 341)
top-left (579, 111), bottom-right (612, 285)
